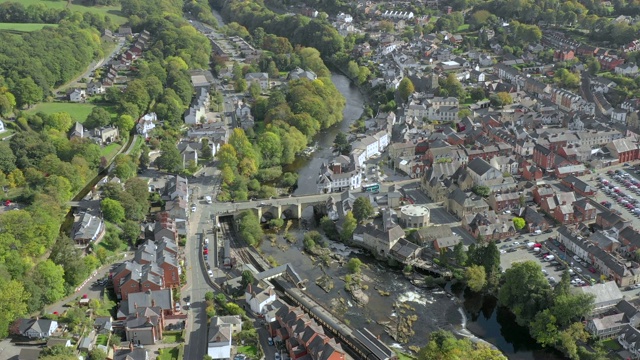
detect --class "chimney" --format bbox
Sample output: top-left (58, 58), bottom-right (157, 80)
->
top-left (129, 341), bottom-right (134, 352)
top-left (134, 302), bottom-right (138, 309)
top-left (247, 283), bottom-right (252, 294)
top-left (146, 316), bottom-right (151, 324)
top-left (136, 311), bottom-right (139, 318)
top-left (152, 299), bottom-right (156, 307)
top-left (112, 344), bottom-right (117, 354)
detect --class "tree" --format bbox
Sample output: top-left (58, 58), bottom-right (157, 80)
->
top-left (238, 211), bottom-right (263, 247)
top-left (513, 217), bottom-right (526, 230)
top-left (465, 265), bottom-right (487, 292)
top-left (453, 242), bottom-right (467, 265)
top-left (14, 78), bottom-right (42, 108)
top-left (156, 141), bottom-right (182, 172)
top-left (586, 57), bottom-right (601, 75)
top-left (353, 197), bottom-right (374, 223)
top-left (320, 216), bottom-right (339, 240)
top-left (529, 309), bottom-right (559, 347)
top-left (490, 92), bottom-right (512, 108)
top-left (472, 185), bottom-right (491, 197)
top-left (417, 330), bottom-right (506, 360)
top-left (398, 78), bottom-right (415, 103)
top-left (122, 220), bottom-right (141, 242)
top-left (0, 278), bottom-right (29, 338)
top-left (241, 270), bottom-right (254, 288)
top-left (347, 258), bottom-right (363, 274)
top-left (257, 132), bottom-right (282, 167)
top-left (268, 218), bottom-right (284, 231)
top-left (45, 112), bottom-right (73, 132)
top-left (498, 261), bottom-right (551, 326)
top-left (333, 132), bottom-right (351, 155)
top-left (248, 81), bottom-right (261, 99)
top-left (201, 138), bottom-right (213, 160)
top-left (235, 78), bottom-right (248, 92)
top-left (101, 198), bottom-right (125, 223)
top-left (88, 348), bottom-right (107, 360)
top-left (341, 211), bottom-right (357, 242)
top-left (85, 107), bottom-right (112, 129)
top-left (267, 61), bottom-right (279, 78)
top-left (469, 87), bottom-right (486, 101)
top-left (116, 114), bottom-right (135, 133)
top-left (0, 142), bottom-right (16, 174)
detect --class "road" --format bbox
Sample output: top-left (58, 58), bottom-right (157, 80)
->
top-left (211, 179), bottom-right (421, 214)
top-left (182, 165), bottom-right (220, 360)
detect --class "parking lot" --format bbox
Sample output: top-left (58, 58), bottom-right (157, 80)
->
top-left (498, 233), bottom-right (600, 287)
top-left (580, 166), bottom-right (640, 231)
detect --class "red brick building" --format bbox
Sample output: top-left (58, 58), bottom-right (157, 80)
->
top-left (533, 144), bottom-right (554, 171)
top-left (606, 138), bottom-right (639, 163)
top-left (561, 175), bottom-right (596, 197)
top-left (554, 50), bottom-right (575, 62)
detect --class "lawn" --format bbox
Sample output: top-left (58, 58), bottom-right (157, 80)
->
top-left (157, 346), bottom-right (180, 360)
top-left (26, 102), bottom-right (96, 123)
top-left (100, 143), bottom-right (122, 161)
top-left (602, 338), bottom-right (622, 351)
top-left (237, 345), bottom-right (258, 359)
top-left (162, 331), bottom-right (184, 343)
top-left (0, 23), bottom-right (58, 32)
top-left (96, 334), bottom-right (109, 346)
top-left (456, 24), bottom-right (470, 32)
top-left (11, 0), bottom-right (128, 25)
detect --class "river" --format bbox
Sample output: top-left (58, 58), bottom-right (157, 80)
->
top-left (275, 74), bottom-right (564, 359)
top-left (285, 73), bottom-right (365, 195)
top-left (208, 6), bottom-right (563, 358)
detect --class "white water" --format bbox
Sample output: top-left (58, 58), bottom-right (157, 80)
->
top-left (458, 307), bottom-right (468, 328)
top-left (397, 290), bottom-right (435, 305)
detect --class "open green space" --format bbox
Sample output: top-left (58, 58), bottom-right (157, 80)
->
top-left (96, 334), bottom-right (109, 346)
top-left (100, 143), bottom-right (122, 161)
top-left (0, 22), bottom-right (58, 32)
top-left (162, 331), bottom-right (184, 343)
top-left (26, 102), bottom-right (96, 123)
top-left (237, 345), bottom-right (258, 359)
top-left (157, 346), bottom-right (180, 360)
top-left (393, 349), bottom-right (417, 360)
top-left (455, 24), bottom-right (469, 32)
top-left (10, 0), bottom-right (128, 25)
top-left (602, 338), bottom-right (622, 351)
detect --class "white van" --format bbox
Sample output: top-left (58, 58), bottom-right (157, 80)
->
top-left (205, 195), bottom-right (212, 204)
top-left (534, 229), bottom-right (542, 235)
top-left (527, 242), bottom-right (536, 249)
top-left (204, 238), bottom-right (209, 245)
top-left (544, 255), bottom-right (555, 262)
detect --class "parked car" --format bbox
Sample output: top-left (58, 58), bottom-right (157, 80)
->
top-left (589, 267), bottom-right (597, 273)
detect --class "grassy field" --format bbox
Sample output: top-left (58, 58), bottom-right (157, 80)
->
top-left (10, 0), bottom-right (128, 25)
top-left (26, 102), bottom-right (96, 123)
top-left (100, 143), bottom-right (122, 161)
top-left (237, 345), bottom-right (258, 359)
top-left (456, 24), bottom-right (470, 32)
top-left (157, 346), bottom-right (180, 360)
top-left (602, 338), bottom-right (622, 351)
top-left (96, 334), bottom-right (109, 346)
top-left (162, 331), bottom-right (184, 343)
top-left (0, 23), bottom-right (59, 32)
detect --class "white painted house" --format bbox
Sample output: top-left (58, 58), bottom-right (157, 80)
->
top-left (69, 89), bottom-right (86, 102)
top-left (245, 72), bottom-right (269, 90)
top-left (245, 283), bottom-right (276, 314)
top-left (137, 112), bottom-right (157, 137)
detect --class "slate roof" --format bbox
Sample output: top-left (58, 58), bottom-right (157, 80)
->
top-left (467, 157), bottom-right (494, 176)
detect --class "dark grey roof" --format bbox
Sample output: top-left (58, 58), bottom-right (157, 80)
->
top-left (466, 157), bottom-right (493, 176)
top-left (353, 328), bottom-right (395, 360)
